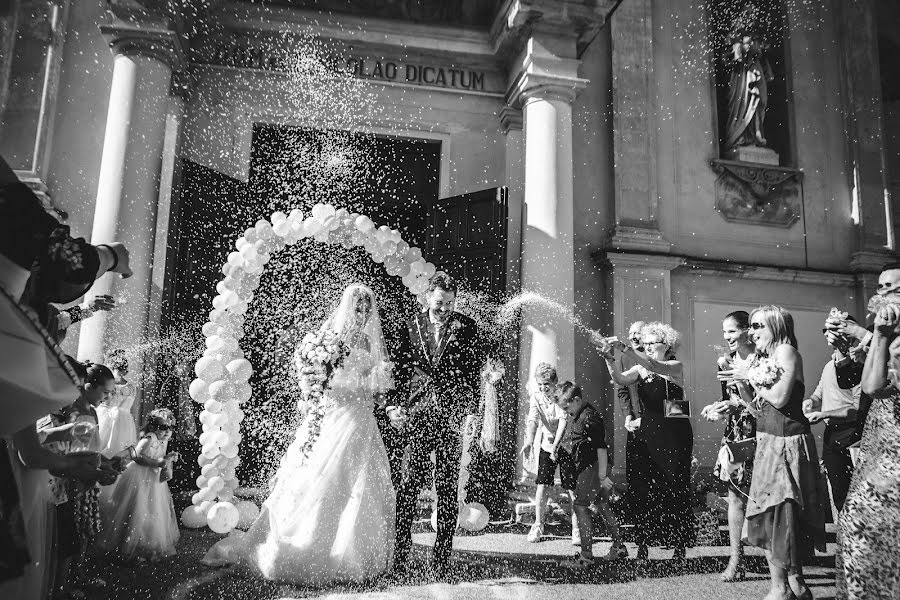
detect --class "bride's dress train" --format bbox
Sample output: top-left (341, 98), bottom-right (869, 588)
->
top-left (203, 349), bottom-right (396, 585)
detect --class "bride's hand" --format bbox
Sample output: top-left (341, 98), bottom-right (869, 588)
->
top-left (386, 406), bottom-right (407, 430)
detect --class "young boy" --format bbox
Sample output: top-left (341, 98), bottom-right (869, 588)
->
top-left (556, 381), bottom-right (627, 566)
top-left (521, 363), bottom-right (578, 543)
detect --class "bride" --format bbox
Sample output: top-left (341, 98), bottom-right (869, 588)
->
top-left (204, 284), bottom-right (396, 585)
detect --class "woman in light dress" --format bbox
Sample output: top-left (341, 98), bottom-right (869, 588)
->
top-left (204, 284), bottom-right (396, 585)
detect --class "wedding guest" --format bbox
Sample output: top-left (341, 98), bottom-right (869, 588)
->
top-left (96, 349), bottom-right (138, 459)
top-left (97, 409), bottom-right (180, 562)
top-left (702, 310), bottom-right (756, 582)
top-left (722, 305), bottom-right (826, 600)
top-left (1, 156), bottom-right (130, 589)
top-left (802, 316), bottom-right (862, 512)
top-left (520, 362), bottom-right (577, 544)
top-left (556, 381), bottom-right (627, 567)
top-left (840, 271), bottom-right (900, 600)
top-left (594, 321), bottom-right (695, 561)
top-left (617, 321), bottom-right (649, 524)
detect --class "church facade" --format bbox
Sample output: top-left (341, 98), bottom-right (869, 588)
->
top-left (2, 0), bottom-right (898, 488)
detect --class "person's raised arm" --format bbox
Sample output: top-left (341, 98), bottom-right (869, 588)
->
top-left (602, 354), bottom-right (641, 386)
top-left (621, 346), bottom-right (684, 383)
top-left (752, 344), bottom-right (800, 409)
top-left (862, 305), bottom-right (899, 395)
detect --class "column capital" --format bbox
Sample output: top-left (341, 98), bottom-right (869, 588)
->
top-left (492, 0), bottom-right (613, 58)
top-left (850, 249), bottom-right (898, 273)
top-left (499, 106), bottom-right (522, 133)
top-left (604, 251), bottom-right (685, 275)
top-left (100, 23), bottom-right (185, 70)
top-left (506, 58), bottom-right (588, 107)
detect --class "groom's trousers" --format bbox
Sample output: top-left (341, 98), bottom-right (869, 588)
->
top-left (395, 422), bottom-right (463, 570)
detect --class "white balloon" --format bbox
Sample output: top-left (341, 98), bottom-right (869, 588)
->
top-left (196, 357), bottom-right (225, 382)
top-left (255, 220), bottom-right (274, 240)
top-left (235, 383), bottom-right (252, 403)
top-left (207, 502), bottom-right (240, 534)
top-left (273, 219), bottom-right (291, 237)
top-left (235, 500), bottom-right (260, 529)
top-left (181, 505), bottom-right (207, 529)
top-left (201, 464), bottom-right (216, 477)
top-left (208, 476), bottom-right (225, 491)
top-left (459, 502), bottom-right (490, 532)
top-left (196, 475), bottom-right (208, 489)
top-left (288, 208), bottom-right (303, 222)
top-left (204, 399), bottom-right (224, 414)
top-left (199, 500), bottom-right (214, 513)
top-left (271, 210), bottom-right (287, 223)
top-left (189, 379), bottom-right (210, 403)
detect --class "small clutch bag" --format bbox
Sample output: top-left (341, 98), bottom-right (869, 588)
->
top-left (725, 437), bottom-right (757, 464)
top-left (159, 459), bottom-right (173, 483)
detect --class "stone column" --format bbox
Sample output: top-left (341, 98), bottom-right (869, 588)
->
top-left (78, 31), bottom-right (181, 405)
top-left (507, 32), bottom-right (587, 480)
top-left (838, 0), bottom-right (895, 271)
top-left (606, 253), bottom-right (685, 475)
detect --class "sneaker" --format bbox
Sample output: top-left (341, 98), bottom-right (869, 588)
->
top-left (601, 543), bottom-right (629, 561)
top-left (526, 523), bottom-right (544, 543)
top-left (564, 553), bottom-right (594, 569)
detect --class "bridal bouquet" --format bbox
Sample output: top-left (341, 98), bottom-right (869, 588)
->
top-left (294, 331), bottom-right (349, 462)
top-left (747, 357), bottom-right (782, 389)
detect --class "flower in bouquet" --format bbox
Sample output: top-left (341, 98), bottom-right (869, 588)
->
top-left (747, 357), bottom-right (782, 389)
top-left (867, 293), bottom-right (900, 316)
top-left (293, 331), bottom-right (350, 463)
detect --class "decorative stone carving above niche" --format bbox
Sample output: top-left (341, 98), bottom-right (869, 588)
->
top-left (710, 159), bottom-right (803, 228)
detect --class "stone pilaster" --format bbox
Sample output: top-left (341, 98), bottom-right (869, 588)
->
top-left (607, 0), bottom-right (671, 253)
top-left (605, 252), bottom-right (685, 474)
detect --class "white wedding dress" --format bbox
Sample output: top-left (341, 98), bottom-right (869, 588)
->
top-left (203, 348), bottom-right (396, 585)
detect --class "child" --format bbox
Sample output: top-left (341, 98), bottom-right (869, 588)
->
top-left (521, 363), bottom-right (578, 543)
top-left (96, 349), bottom-right (138, 459)
top-left (96, 408), bottom-right (180, 562)
top-left (556, 381), bottom-right (627, 567)
top-left (49, 360), bottom-right (119, 598)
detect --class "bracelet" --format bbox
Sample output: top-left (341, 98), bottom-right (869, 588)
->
top-left (98, 244), bottom-right (119, 271)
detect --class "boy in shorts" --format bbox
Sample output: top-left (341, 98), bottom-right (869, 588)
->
top-left (557, 381), bottom-right (627, 566)
top-left (521, 363), bottom-right (578, 543)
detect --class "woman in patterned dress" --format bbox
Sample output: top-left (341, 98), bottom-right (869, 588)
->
top-left (704, 310), bottom-right (756, 582)
top-left (842, 294), bottom-right (900, 600)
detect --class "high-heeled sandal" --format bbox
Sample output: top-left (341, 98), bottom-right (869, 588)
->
top-left (720, 559), bottom-right (746, 582)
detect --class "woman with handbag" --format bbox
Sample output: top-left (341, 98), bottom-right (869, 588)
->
top-left (720, 306), bottom-right (826, 600)
top-left (703, 310), bottom-right (756, 582)
top-left (96, 409), bottom-right (180, 562)
top-left (595, 321), bottom-right (695, 562)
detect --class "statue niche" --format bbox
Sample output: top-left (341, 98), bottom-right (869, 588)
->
top-left (724, 31), bottom-right (774, 154)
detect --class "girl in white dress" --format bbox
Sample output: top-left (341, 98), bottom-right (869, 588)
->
top-left (95, 349), bottom-right (137, 459)
top-left (97, 408), bottom-right (180, 561)
top-left (204, 284), bottom-right (396, 586)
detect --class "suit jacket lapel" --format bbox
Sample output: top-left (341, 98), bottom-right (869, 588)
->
top-left (413, 312), bottom-right (432, 363)
top-left (433, 314), bottom-right (455, 366)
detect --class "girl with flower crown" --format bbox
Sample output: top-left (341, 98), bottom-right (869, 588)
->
top-left (96, 408), bottom-right (180, 562)
top-left (719, 305), bottom-right (827, 600)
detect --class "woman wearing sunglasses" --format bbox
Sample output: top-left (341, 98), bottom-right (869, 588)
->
top-left (719, 306), bottom-right (826, 600)
top-left (594, 321), bottom-right (695, 563)
top-left (702, 311), bottom-right (756, 582)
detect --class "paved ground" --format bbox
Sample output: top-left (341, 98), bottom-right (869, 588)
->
top-left (82, 523), bottom-right (838, 600)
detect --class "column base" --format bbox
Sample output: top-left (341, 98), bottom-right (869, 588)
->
top-left (608, 225), bottom-right (672, 253)
top-left (850, 249), bottom-right (897, 273)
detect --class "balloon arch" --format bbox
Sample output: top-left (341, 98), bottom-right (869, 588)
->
top-left (180, 203), bottom-right (436, 533)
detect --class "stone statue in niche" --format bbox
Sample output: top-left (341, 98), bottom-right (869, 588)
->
top-left (723, 30), bottom-right (776, 163)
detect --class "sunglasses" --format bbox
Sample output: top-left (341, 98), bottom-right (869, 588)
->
top-left (750, 323), bottom-right (765, 330)
top-left (629, 336), bottom-right (641, 343)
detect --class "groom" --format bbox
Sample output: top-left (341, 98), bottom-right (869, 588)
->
top-left (387, 271), bottom-right (482, 578)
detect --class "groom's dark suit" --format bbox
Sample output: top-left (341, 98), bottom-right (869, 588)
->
top-left (392, 310), bottom-right (482, 572)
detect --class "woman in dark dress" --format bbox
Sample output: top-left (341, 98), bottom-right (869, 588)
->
top-left (703, 310), bottom-right (756, 581)
top-left (722, 305), bottom-right (826, 600)
top-left (596, 321), bottom-right (695, 561)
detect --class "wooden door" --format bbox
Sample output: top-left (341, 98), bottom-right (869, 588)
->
top-left (426, 187), bottom-right (512, 516)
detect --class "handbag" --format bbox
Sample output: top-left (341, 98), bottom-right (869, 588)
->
top-left (725, 437), bottom-right (757, 463)
top-left (663, 376), bottom-right (691, 418)
top-left (159, 459), bottom-right (173, 483)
